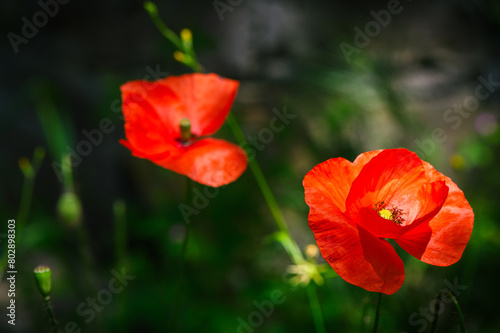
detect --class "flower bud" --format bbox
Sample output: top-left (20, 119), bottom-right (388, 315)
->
top-left (33, 265), bottom-right (52, 300)
top-left (305, 244), bottom-right (319, 259)
top-left (57, 191), bottom-right (82, 227)
top-left (180, 29), bottom-right (192, 43)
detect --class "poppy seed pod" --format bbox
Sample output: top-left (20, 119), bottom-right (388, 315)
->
top-left (33, 265), bottom-right (52, 300)
top-left (57, 191), bottom-right (82, 227)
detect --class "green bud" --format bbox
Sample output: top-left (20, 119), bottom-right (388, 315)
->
top-left (143, 1), bottom-right (158, 15)
top-left (33, 265), bottom-right (52, 300)
top-left (57, 191), bottom-right (82, 227)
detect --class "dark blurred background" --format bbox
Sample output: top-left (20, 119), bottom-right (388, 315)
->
top-left (1, 0), bottom-right (500, 332)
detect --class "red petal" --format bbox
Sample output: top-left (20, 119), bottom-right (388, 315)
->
top-left (121, 79), bottom-right (183, 137)
top-left (304, 158), bottom-right (359, 214)
top-left (121, 94), bottom-right (180, 158)
top-left (345, 149), bottom-right (427, 219)
top-left (400, 162), bottom-right (474, 266)
top-left (150, 138), bottom-right (247, 187)
top-left (357, 180), bottom-right (449, 240)
top-left (303, 150), bottom-right (383, 214)
top-left (308, 207), bottom-right (404, 294)
top-left (121, 73), bottom-right (238, 137)
top-left (162, 73), bottom-right (239, 136)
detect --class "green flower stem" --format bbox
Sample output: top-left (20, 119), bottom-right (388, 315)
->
top-left (144, 2), bottom-right (182, 50)
top-left (372, 293), bottom-right (382, 333)
top-left (17, 147), bottom-right (45, 236)
top-left (446, 291), bottom-right (466, 333)
top-left (0, 148), bottom-right (45, 279)
top-left (307, 283), bottom-right (327, 333)
top-left (44, 298), bottom-right (58, 333)
top-left (226, 113), bottom-right (304, 265)
top-left (144, 1), bottom-right (201, 72)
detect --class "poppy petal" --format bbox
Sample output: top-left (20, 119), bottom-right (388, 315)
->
top-left (401, 162), bottom-right (474, 266)
top-left (308, 205), bottom-right (404, 294)
top-left (303, 150), bottom-right (383, 214)
top-left (121, 80), bottom-right (184, 137)
top-left (345, 149), bottom-right (427, 219)
top-left (150, 138), bottom-right (247, 187)
top-left (304, 158), bottom-right (359, 213)
top-left (156, 73), bottom-right (239, 137)
top-left (357, 180), bottom-right (449, 240)
top-left (121, 73), bottom-right (239, 138)
top-left (121, 94), bottom-right (180, 158)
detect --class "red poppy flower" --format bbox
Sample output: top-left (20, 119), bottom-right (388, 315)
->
top-left (303, 148), bottom-right (473, 294)
top-left (120, 73), bottom-right (247, 187)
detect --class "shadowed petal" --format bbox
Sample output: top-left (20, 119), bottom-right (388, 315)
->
top-left (406, 162), bottom-right (474, 266)
top-left (307, 202), bottom-right (405, 294)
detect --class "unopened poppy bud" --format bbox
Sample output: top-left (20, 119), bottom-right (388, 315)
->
top-left (18, 157), bottom-right (33, 178)
top-left (179, 118), bottom-right (191, 142)
top-left (57, 191), bottom-right (82, 227)
top-left (143, 1), bottom-right (157, 15)
top-left (174, 51), bottom-right (185, 62)
top-left (33, 265), bottom-right (52, 300)
top-left (450, 154), bottom-right (465, 170)
top-left (180, 29), bottom-right (192, 43)
top-left (305, 244), bottom-right (319, 259)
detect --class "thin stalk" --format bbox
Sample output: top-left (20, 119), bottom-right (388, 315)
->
top-left (144, 2), bottom-right (182, 50)
top-left (44, 298), bottom-right (58, 333)
top-left (17, 147), bottom-right (45, 236)
top-left (307, 283), bottom-right (327, 333)
top-left (172, 177), bottom-right (193, 331)
top-left (447, 291), bottom-right (466, 333)
top-left (226, 113), bottom-right (304, 265)
top-left (372, 293), bottom-right (382, 333)
top-left (429, 292), bottom-right (442, 333)
top-left (144, 1), bottom-right (201, 72)
top-left (1, 148), bottom-right (44, 279)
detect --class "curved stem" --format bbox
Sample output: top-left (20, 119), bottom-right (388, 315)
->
top-left (144, 1), bottom-right (201, 72)
top-left (144, 2), bottom-right (182, 50)
top-left (226, 113), bottom-right (304, 265)
top-left (372, 293), bottom-right (382, 333)
top-left (307, 283), bottom-right (327, 333)
top-left (447, 291), bottom-right (466, 333)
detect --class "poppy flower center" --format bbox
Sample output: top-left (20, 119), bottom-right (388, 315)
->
top-left (374, 201), bottom-right (405, 225)
top-left (179, 117), bottom-right (192, 143)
